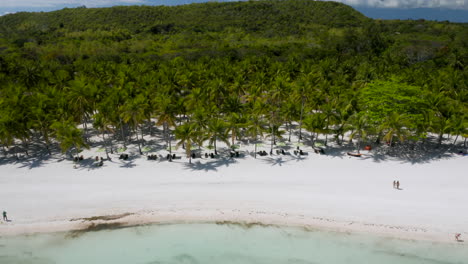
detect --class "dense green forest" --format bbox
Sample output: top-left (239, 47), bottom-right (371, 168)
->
top-left (0, 0), bottom-right (467, 159)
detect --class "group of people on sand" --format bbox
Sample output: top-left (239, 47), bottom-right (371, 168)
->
top-left (393, 180), bottom-right (400, 189)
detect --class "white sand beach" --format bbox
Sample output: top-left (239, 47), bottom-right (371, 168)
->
top-left (0, 138), bottom-right (467, 244)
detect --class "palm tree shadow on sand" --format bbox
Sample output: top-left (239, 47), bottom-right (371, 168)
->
top-left (183, 156), bottom-right (240, 172)
top-left (303, 136), bottom-right (463, 165)
top-left (0, 142), bottom-right (57, 169)
top-left (261, 156), bottom-right (287, 166)
top-left (369, 141), bottom-right (457, 164)
top-left (118, 158), bottom-right (137, 168)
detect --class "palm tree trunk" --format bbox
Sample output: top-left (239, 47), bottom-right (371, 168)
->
top-left (108, 130), bottom-right (114, 154)
top-left (148, 118), bottom-right (153, 136)
top-left (357, 137), bottom-right (361, 154)
top-left (74, 143), bottom-right (79, 159)
top-left (453, 134), bottom-right (459, 145)
top-left (214, 137), bottom-right (217, 155)
top-left (42, 130), bottom-right (52, 155)
top-left (324, 118), bottom-right (329, 146)
top-left (83, 116), bottom-right (88, 142)
top-left (13, 141), bottom-right (18, 160)
top-left (270, 125), bottom-right (274, 154)
top-left (44, 141), bottom-right (51, 155)
top-left (2, 145), bottom-right (8, 158)
top-left (163, 122), bottom-right (168, 152)
top-left (136, 126), bottom-right (142, 155)
top-left (254, 132), bottom-right (257, 159)
top-left (273, 128), bottom-right (276, 145)
top-left (102, 133), bottom-right (110, 159)
top-left (119, 118), bottom-right (126, 148)
top-left (169, 136), bottom-right (172, 154)
top-left (298, 96), bottom-right (304, 142)
top-left (140, 124), bottom-right (145, 147)
top-left (187, 141), bottom-right (192, 164)
top-left (22, 139), bottom-right (29, 156)
top-left (438, 131), bottom-right (444, 145)
top-left (231, 129), bottom-right (236, 145)
top-left (375, 131), bottom-right (382, 144)
top-left (288, 122), bottom-right (292, 142)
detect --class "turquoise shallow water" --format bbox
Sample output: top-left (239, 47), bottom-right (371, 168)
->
top-left (0, 223), bottom-right (466, 264)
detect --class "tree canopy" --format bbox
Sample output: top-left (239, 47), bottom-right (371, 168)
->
top-left (0, 0), bottom-right (466, 159)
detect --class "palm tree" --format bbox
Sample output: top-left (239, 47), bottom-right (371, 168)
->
top-left (433, 116), bottom-right (452, 145)
top-left (245, 114), bottom-right (266, 159)
top-left (303, 113), bottom-right (326, 146)
top-left (206, 118), bottom-right (230, 155)
top-left (190, 107), bottom-right (210, 150)
top-left (29, 84), bottom-right (66, 156)
top-left (175, 123), bottom-right (196, 164)
top-left (379, 113), bottom-right (409, 147)
top-left (332, 106), bottom-right (353, 145)
top-left (225, 112), bottom-right (246, 146)
top-left (0, 84), bottom-right (31, 158)
top-left (51, 119), bottom-right (88, 158)
top-left (0, 113), bottom-right (15, 157)
top-left (320, 102), bottom-right (335, 146)
top-left (280, 99), bottom-right (299, 142)
top-left (65, 77), bottom-right (95, 141)
top-left (121, 95), bottom-right (147, 155)
top-left (348, 114), bottom-right (369, 154)
top-left (449, 113), bottom-right (467, 146)
top-left (93, 112), bottom-right (115, 159)
top-left (155, 93), bottom-right (177, 154)
top-left (267, 124), bottom-right (285, 153)
top-left (427, 92), bottom-right (455, 145)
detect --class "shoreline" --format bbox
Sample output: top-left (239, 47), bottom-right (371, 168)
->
top-left (1, 207), bottom-right (465, 245)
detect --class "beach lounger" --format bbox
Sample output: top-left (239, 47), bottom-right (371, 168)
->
top-left (314, 148), bottom-right (325, 154)
top-left (347, 152), bottom-right (362, 157)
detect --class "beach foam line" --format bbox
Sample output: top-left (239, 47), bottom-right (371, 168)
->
top-left (0, 208), bottom-right (462, 244)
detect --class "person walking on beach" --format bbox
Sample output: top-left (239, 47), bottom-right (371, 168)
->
top-left (393, 180), bottom-right (396, 189)
top-left (396, 181), bottom-right (400, 189)
top-left (2, 211), bottom-right (7, 221)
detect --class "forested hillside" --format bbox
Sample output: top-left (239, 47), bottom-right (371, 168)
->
top-left (0, 0), bottom-right (466, 158)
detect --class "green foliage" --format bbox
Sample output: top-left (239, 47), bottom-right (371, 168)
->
top-left (50, 119), bottom-right (87, 155)
top-left (359, 79), bottom-right (428, 127)
top-left (0, 0), bottom-right (466, 157)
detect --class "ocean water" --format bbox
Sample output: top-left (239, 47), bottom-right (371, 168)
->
top-left (0, 223), bottom-right (466, 264)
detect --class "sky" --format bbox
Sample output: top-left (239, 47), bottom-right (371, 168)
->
top-left (1, 0), bottom-right (467, 22)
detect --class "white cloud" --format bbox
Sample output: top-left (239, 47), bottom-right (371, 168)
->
top-left (1, 0), bottom-right (467, 10)
top-left (0, 11), bottom-right (15, 16)
top-left (333, 0), bottom-right (468, 9)
top-left (1, 0), bottom-right (144, 8)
